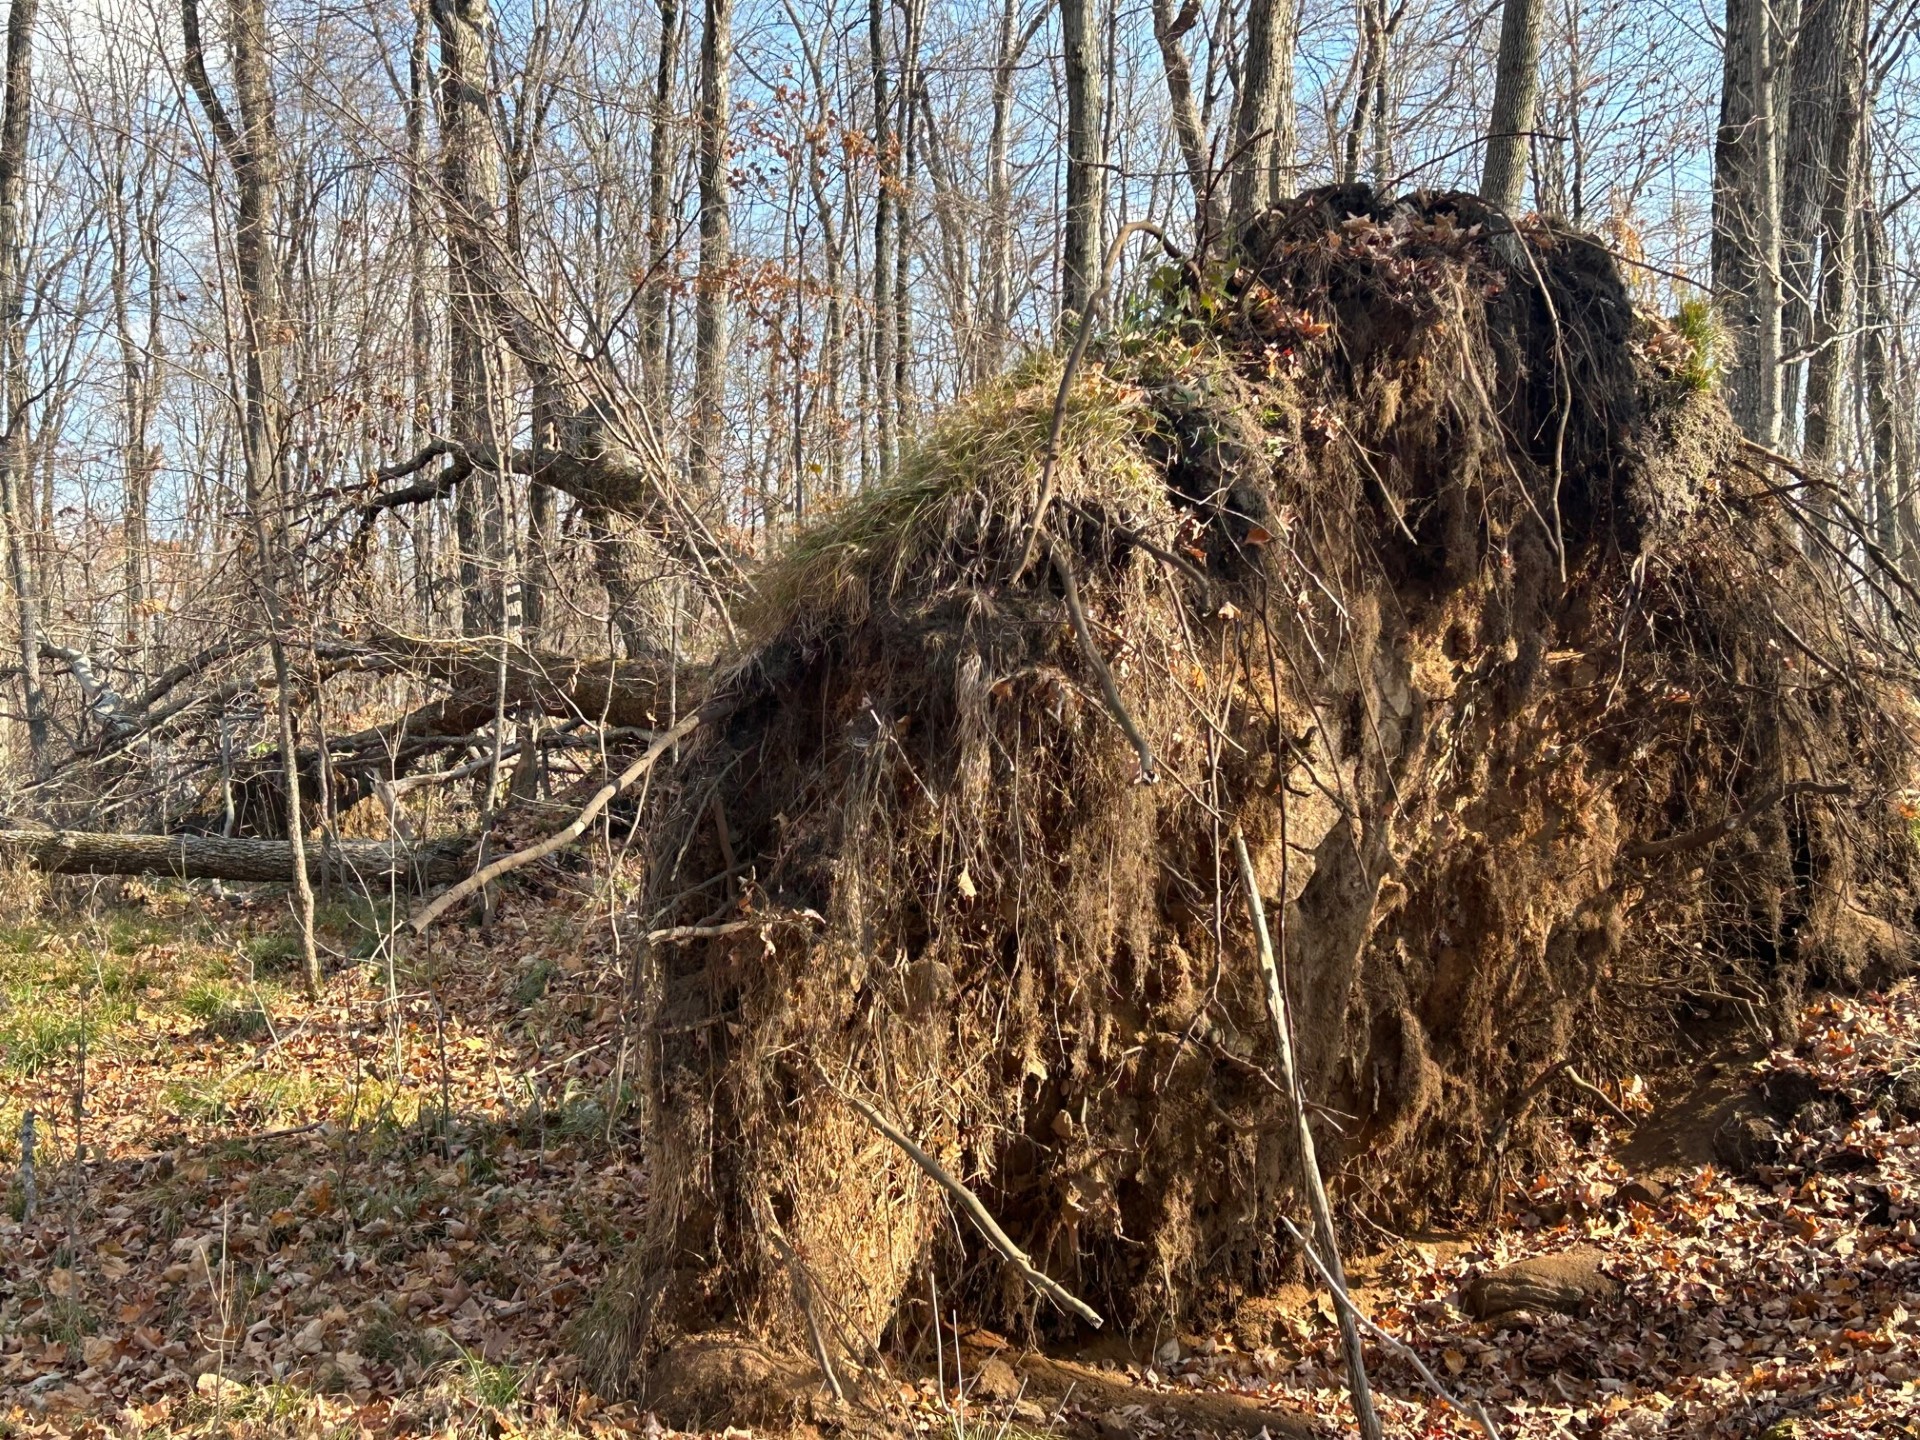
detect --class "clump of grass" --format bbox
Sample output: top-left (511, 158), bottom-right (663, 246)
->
top-left (1672, 299), bottom-right (1723, 394)
top-left (0, 1002), bottom-right (128, 1075)
top-left (243, 930), bottom-right (305, 975)
top-left (177, 980), bottom-right (272, 1041)
top-left (163, 1070), bottom-right (323, 1126)
top-left (746, 355), bottom-right (1162, 642)
top-left (451, 1346), bottom-right (523, 1412)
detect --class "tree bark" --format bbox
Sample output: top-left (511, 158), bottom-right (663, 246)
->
top-left (1714, 0), bottom-right (1784, 446)
top-left (406, 0), bottom-right (440, 626)
top-left (1800, 0), bottom-right (1866, 470)
top-left (1150, 0), bottom-right (1222, 245)
top-left (1228, 0), bottom-right (1295, 233)
top-left (1779, 0), bottom-right (1850, 438)
top-left (1341, 0), bottom-right (1384, 186)
top-left (432, 0), bottom-right (509, 639)
top-left (641, 0), bottom-right (683, 409)
top-left (1060, 0), bottom-right (1104, 329)
top-left (1479, 0), bottom-right (1543, 212)
top-left (181, 0), bottom-right (324, 996)
top-left (691, 0), bottom-right (732, 503)
top-left (0, 0), bottom-right (47, 778)
top-left (0, 830), bottom-right (468, 885)
top-left (870, 0), bottom-right (896, 481)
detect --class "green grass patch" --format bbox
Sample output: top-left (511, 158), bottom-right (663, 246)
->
top-left (163, 1070), bottom-right (326, 1127)
top-left (0, 1000), bottom-right (132, 1075)
top-left (176, 980), bottom-right (273, 1041)
top-left (1671, 299), bottom-right (1723, 394)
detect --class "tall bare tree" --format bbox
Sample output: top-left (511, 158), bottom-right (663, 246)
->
top-left (1229, 0), bottom-right (1296, 231)
top-left (180, 0), bottom-right (322, 996)
top-left (1801, 0), bottom-right (1869, 468)
top-left (1150, 0), bottom-right (1222, 243)
top-left (1480, 0), bottom-right (1544, 211)
top-left (1060, 0), bottom-right (1104, 327)
top-left (0, 0), bottom-right (45, 777)
top-left (1714, 0), bottom-right (1785, 446)
top-left (433, 0), bottom-right (510, 637)
top-left (692, 0), bottom-right (732, 502)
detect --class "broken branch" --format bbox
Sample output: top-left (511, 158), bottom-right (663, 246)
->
top-left (1277, 1214), bottom-right (1504, 1440)
top-left (408, 708), bottom-right (703, 933)
top-left (1233, 828), bottom-right (1382, 1440)
top-left (1622, 781), bottom-right (1850, 862)
top-left (833, 1080), bottom-right (1105, 1329)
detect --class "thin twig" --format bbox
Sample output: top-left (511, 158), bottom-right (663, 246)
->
top-left (1232, 829), bottom-right (1381, 1440)
top-left (1621, 781), bottom-right (1849, 862)
top-left (830, 1078), bottom-right (1105, 1328)
top-left (1051, 539), bottom-right (1158, 783)
top-left (1562, 1067), bottom-right (1634, 1126)
top-left (1277, 1215), bottom-right (1504, 1440)
top-left (408, 709), bottom-right (702, 932)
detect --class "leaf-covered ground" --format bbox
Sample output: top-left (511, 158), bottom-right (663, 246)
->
top-left (1, 884), bottom-right (652, 1438)
top-left (3, 884), bottom-right (1917, 1438)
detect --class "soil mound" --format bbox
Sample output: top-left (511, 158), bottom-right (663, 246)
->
top-left (579, 187), bottom-right (1920, 1396)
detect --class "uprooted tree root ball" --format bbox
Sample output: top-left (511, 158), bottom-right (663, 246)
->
top-left (574, 187), bottom-right (1920, 1405)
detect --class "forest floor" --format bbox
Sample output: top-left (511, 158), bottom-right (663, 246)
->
top-left (1, 883), bottom-right (1917, 1439)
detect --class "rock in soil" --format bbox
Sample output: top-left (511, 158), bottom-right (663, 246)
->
top-left (1463, 1248), bottom-right (1621, 1321)
top-left (1614, 1176), bottom-right (1667, 1208)
top-left (971, 1355), bottom-right (1021, 1404)
top-left (1713, 1108), bottom-right (1786, 1173)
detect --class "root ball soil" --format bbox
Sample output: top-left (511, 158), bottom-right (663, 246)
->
top-left (578, 187), bottom-right (1920, 1400)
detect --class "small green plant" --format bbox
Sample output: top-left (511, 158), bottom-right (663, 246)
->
top-left (177, 981), bottom-right (271, 1041)
top-left (453, 1344), bottom-right (523, 1412)
top-left (511, 958), bottom-right (553, 1007)
top-left (243, 930), bottom-right (305, 974)
top-left (1671, 299), bottom-right (1723, 394)
top-left (0, 1003), bottom-right (126, 1075)
top-left (163, 1070), bottom-right (322, 1126)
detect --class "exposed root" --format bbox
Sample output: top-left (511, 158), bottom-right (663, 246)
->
top-left (575, 186), bottom-right (1920, 1401)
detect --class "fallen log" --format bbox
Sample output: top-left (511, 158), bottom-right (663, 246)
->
top-left (0, 829), bottom-right (469, 885)
top-left (361, 626), bottom-right (696, 733)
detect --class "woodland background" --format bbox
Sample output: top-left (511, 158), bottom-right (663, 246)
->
top-left (0, 0), bottom-right (1911, 958)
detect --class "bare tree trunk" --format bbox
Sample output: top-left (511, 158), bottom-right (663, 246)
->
top-left (1150, 0), bottom-right (1222, 245)
top-left (691, 0), bottom-right (732, 503)
top-left (870, 0), bottom-right (896, 480)
top-left (0, 0), bottom-right (47, 778)
top-left (109, 146), bottom-right (162, 680)
top-left (641, 0), bottom-right (683, 410)
top-left (1341, 0), bottom-right (1384, 185)
top-left (1228, 0), bottom-right (1294, 232)
top-left (1480, 0), bottom-right (1543, 212)
top-left (1862, 199), bottom-right (1907, 573)
top-left (1060, 0), bottom-right (1104, 329)
top-left (892, 0), bottom-right (922, 443)
top-left (781, 0), bottom-right (849, 474)
top-left (1780, 0), bottom-right (1853, 442)
top-left (433, 0), bottom-right (509, 639)
top-left (181, 0), bottom-right (322, 997)
top-left (406, 0), bottom-right (439, 626)
top-left (986, 0), bottom-right (1044, 375)
top-left (1800, 0), bottom-right (1867, 470)
top-left (1714, 0), bottom-right (1784, 447)
top-left (0, 829), bottom-right (468, 885)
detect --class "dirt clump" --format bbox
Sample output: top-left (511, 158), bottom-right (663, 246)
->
top-left (1462, 1249), bottom-right (1621, 1321)
top-left (575, 186), bottom-right (1920, 1399)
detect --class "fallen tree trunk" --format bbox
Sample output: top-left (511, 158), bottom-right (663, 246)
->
top-left (0, 829), bottom-right (469, 884)
top-left (362, 626), bottom-right (695, 733)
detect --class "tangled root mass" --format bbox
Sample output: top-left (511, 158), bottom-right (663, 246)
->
top-left (579, 187), bottom-right (1920, 1392)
